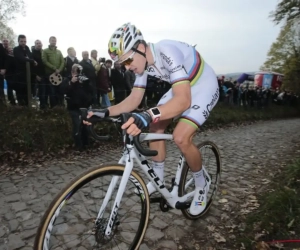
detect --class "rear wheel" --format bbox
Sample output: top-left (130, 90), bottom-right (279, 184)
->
top-left (34, 164), bottom-right (150, 250)
top-left (179, 141), bottom-right (221, 220)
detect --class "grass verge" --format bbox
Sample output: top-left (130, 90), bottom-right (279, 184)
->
top-left (238, 159), bottom-right (300, 249)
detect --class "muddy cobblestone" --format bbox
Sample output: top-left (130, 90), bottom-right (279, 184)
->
top-left (0, 118), bottom-right (300, 249)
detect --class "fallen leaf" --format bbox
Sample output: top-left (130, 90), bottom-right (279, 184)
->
top-left (240, 243), bottom-right (246, 250)
top-left (221, 214), bottom-right (229, 220)
top-left (288, 218), bottom-right (295, 228)
top-left (207, 225), bottom-right (215, 232)
top-left (272, 242), bottom-right (284, 249)
top-left (221, 190), bottom-right (228, 195)
top-left (194, 243), bottom-right (200, 250)
top-left (255, 241), bottom-right (270, 250)
top-left (218, 198), bottom-right (228, 204)
top-left (255, 233), bottom-right (265, 240)
top-left (229, 235), bottom-right (236, 240)
top-left (249, 195), bottom-right (257, 200)
top-left (249, 200), bottom-right (258, 203)
top-left (213, 232), bottom-right (226, 243)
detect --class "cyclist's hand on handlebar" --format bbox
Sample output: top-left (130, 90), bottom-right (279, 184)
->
top-left (121, 111), bottom-right (152, 136)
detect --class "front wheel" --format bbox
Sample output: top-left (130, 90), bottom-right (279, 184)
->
top-left (178, 141), bottom-right (221, 220)
top-left (34, 164), bottom-right (150, 250)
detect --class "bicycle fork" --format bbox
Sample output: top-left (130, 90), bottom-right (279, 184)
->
top-left (98, 154), bottom-right (134, 236)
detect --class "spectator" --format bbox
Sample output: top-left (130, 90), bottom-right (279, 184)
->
top-left (0, 42), bottom-right (6, 105)
top-left (63, 47), bottom-right (79, 77)
top-left (105, 59), bottom-right (114, 102)
top-left (80, 51), bottom-right (97, 106)
top-left (240, 86), bottom-right (248, 108)
top-left (42, 36), bottom-right (65, 108)
top-left (111, 62), bottom-right (127, 104)
top-left (60, 64), bottom-right (93, 151)
top-left (32, 39), bottom-right (47, 109)
top-left (2, 38), bottom-right (9, 50)
top-left (97, 59), bottom-right (111, 108)
top-left (90, 50), bottom-right (101, 74)
top-left (248, 86), bottom-right (255, 107)
top-left (233, 81), bottom-right (239, 105)
top-left (124, 69), bottom-right (135, 96)
top-left (5, 46), bottom-right (16, 105)
top-left (13, 34), bottom-right (37, 106)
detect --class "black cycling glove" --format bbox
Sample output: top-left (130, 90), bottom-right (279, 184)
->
top-left (131, 111), bottom-right (153, 129)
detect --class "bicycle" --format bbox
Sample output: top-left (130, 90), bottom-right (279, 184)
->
top-left (34, 109), bottom-right (222, 250)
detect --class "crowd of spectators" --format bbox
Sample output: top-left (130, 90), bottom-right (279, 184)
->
top-left (0, 35), bottom-right (168, 150)
top-left (0, 35), bottom-right (298, 150)
top-left (217, 77), bottom-right (299, 108)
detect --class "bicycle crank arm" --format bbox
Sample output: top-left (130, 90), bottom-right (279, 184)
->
top-left (175, 201), bottom-right (191, 209)
top-left (149, 197), bottom-right (161, 203)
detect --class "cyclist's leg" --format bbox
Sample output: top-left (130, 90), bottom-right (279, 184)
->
top-left (178, 62), bottom-right (219, 215)
top-left (143, 88), bottom-right (173, 195)
top-left (149, 119), bottom-right (172, 163)
top-left (173, 121), bottom-right (200, 172)
top-left (134, 119), bottom-right (171, 195)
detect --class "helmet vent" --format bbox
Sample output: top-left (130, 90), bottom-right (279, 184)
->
top-left (125, 36), bottom-right (132, 49)
top-left (125, 32), bottom-right (130, 41)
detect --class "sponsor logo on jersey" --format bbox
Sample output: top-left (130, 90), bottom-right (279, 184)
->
top-left (170, 64), bottom-right (182, 73)
top-left (147, 66), bottom-right (155, 72)
top-left (202, 88), bottom-right (219, 119)
top-left (160, 52), bottom-right (173, 66)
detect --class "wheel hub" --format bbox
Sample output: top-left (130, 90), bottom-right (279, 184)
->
top-left (94, 217), bottom-right (120, 244)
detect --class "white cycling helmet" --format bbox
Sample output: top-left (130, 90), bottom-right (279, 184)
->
top-left (108, 22), bottom-right (144, 62)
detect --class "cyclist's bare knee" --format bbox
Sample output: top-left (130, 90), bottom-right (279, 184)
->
top-left (149, 119), bottom-right (172, 133)
top-left (173, 121), bottom-right (198, 154)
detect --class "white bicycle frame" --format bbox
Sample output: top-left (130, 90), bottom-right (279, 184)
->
top-left (96, 132), bottom-right (196, 236)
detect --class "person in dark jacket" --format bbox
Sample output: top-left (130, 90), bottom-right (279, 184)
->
top-left (60, 64), bottom-right (93, 151)
top-left (0, 43), bottom-right (6, 105)
top-left (5, 47), bottom-right (16, 105)
top-left (97, 60), bottom-right (111, 107)
top-left (111, 62), bottom-right (127, 104)
top-left (13, 35), bottom-right (37, 106)
top-left (80, 51), bottom-right (97, 106)
top-left (32, 40), bottom-right (48, 109)
top-left (63, 47), bottom-right (79, 77)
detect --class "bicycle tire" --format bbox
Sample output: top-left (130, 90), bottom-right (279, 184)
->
top-left (178, 141), bottom-right (221, 220)
top-left (34, 164), bottom-right (150, 250)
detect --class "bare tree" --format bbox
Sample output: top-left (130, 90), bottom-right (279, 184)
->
top-left (0, 0), bottom-right (26, 23)
top-left (0, 21), bottom-right (16, 47)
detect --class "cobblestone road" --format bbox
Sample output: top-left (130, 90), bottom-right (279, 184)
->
top-left (0, 118), bottom-right (300, 250)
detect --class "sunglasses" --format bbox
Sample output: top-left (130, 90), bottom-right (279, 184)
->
top-left (119, 51), bottom-right (136, 66)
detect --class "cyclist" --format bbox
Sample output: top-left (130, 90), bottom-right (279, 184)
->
top-left (85, 22), bottom-right (219, 215)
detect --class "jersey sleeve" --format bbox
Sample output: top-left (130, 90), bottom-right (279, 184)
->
top-left (133, 71), bottom-right (147, 90)
top-left (158, 43), bottom-right (190, 86)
